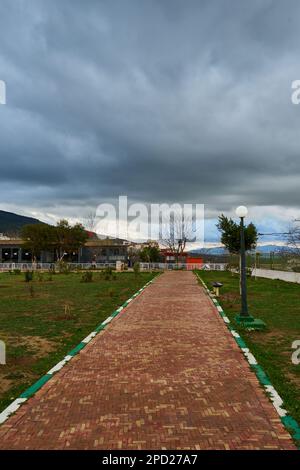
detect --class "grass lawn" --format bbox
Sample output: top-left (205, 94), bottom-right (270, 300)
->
top-left (197, 270), bottom-right (300, 431)
top-left (0, 270), bottom-right (156, 412)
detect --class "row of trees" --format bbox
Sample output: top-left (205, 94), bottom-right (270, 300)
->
top-left (21, 220), bottom-right (164, 264)
top-left (18, 213), bottom-right (265, 265)
top-left (20, 212), bottom-right (300, 267)
top-left (21, 220), bottom-right (88, 262)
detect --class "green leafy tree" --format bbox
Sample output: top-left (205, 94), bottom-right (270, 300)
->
top-left (21, 223), bottom-right (56, 261)
top-left (216, 214), bottom-right (258, 254)
top-left (21, 220), bottom-right (88, 262)
top-left (54, 219), bottom-right (88, 260)
top-left (139, 245), bottom-right (161, 262)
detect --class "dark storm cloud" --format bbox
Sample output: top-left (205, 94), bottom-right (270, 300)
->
top-left (1, 0), bottom-right (300, 221)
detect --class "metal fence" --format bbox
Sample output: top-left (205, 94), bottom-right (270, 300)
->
top-left (139, 263), bottom-right (228, 271)
top-left (0, 262), bottom-right (116, 272)
top-left (0, 262), bottom-right (228, 272)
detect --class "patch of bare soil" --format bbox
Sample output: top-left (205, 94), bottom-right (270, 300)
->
top-left (1, 334), bottom-right (57, 358)
top-left (10, 356), bottom-right (36, 366)
top-left (286, 372), bottom-right (300, 388)
top-left (0, 368), bottom-right (37, 397)
top-left (19, 335), bottom-right (57, 357)
top-left (0, 374), bottom-right (12, 394)
top-left (18, 292), bottom-right (51, 301)
top-left (221, 292), bottom-right (240, 310)
top-left (222, 292), bottom-right (239, 303)
top-left (252, 329), bottom-right (286, 345)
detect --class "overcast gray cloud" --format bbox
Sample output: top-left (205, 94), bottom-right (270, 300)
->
top-left (1, 0), bottom-right (300, 238)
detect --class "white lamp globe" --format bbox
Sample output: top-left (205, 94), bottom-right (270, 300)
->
top-left (236, 206), bottom-right (248, 218)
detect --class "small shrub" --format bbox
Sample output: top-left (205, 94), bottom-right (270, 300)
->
top-left (102, 267), bottom-right (113, 280)
top-left (24, 271), bottom-right (34, 282)
top-left (133, 262), bottom-right (140, 276)
top-left (81, 271), bottom-right (93, 283)
top-left (56, 261), bottom-right (71, 274)
top-left (37, 273), bottom-right (43, 282)
top-left (13, 269), bottom-right (21, 275)
top-left (108, 288), bottom-right (114, 297)
top-left (63, 303), bottom-right (73, 319)
top-left (28, 284), bottom-right (35, 297)
top-left (173, 265), bottom-right (184, 270)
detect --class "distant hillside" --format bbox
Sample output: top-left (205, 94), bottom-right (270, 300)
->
top-left (189, 244), bottom-right (286, 255)
top-left (189, 246), bottom-right (228, 255)
top-left (0, 210), bottom-right (43, 235)
top-left (0, 211), bottom-right (127, 241)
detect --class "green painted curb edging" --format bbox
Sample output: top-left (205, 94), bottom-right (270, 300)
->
top-left (195, 271), bottom-right (300, 448)
top-left (0, 273), bottom-right (159, 425)
top-left (20, 374), bottom-right (52, 399)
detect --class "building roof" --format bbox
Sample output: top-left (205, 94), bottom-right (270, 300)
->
top-left (0, 238), bottom-right (126, 248)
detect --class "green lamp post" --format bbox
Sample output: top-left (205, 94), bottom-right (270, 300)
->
top-left (235, 206), bottom-right (266, 330)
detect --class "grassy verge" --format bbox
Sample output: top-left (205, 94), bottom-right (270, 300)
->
top-left (196, 270), bottom-right (300, 428)
top-left (0, 270), bottom-right (156, 412)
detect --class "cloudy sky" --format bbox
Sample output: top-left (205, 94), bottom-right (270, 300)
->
top-left (1, 0), bottom-right (300, 243)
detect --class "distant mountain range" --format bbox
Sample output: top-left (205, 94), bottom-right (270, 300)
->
top-left (189, 244), bottom-right (286, 255)
top-left (0, 210), bottom-right (43, 235)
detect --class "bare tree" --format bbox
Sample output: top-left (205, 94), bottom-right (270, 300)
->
top-left (284, 221), bottom-right (300, 270)
top-left (159, 210), bottom-right (194, 263)
top-left (81, 211), bottom-right (103, 262)
top-left (287, 221), bottom-right (300, 256)
top-left (83, 211), bottom-right (98, 234)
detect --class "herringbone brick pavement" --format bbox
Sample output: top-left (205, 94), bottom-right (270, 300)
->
top-left (0, 272), bottom-right (295, 449)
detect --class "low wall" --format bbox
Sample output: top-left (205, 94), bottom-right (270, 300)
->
top-left (0, 262), bottom-right (116, 272)
top-left (0, 262), bottom-right (229, 273)
top-left (139, 263), bottom-right (228, 271)
top-left (252, 268), bottom-right (300, 284)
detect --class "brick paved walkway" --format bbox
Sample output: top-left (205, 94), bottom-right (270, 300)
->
top-left (0, 272), bottom-right (295, 449)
